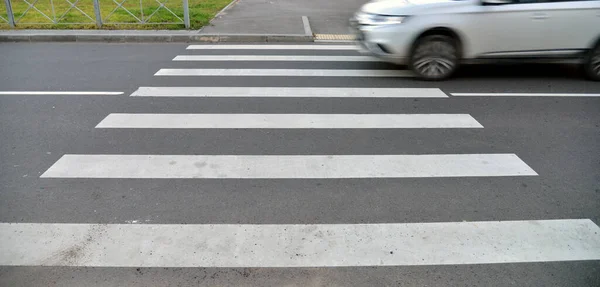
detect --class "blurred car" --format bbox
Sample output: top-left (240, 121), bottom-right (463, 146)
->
top-left (350, 0), bottom-right (600, 80)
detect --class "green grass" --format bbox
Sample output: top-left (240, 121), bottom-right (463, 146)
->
top-left (0, 0), bottom-right (232, 29)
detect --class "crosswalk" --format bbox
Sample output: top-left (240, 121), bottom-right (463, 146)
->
top-left (129, 87), bottom-right (448, 98)
top-left (186, 44), bottom-right (359, 50)
top-left (2, 43), bottom-right (599, 271)
top-left (173, 55), bottom-right (381, 62)
top-left (154, 68), bottom-right (414, 77)
top-left (3, 220), bottom-right (599, 267)
top-left (40, 154), bottom-right (537, 179)
top-left (95, 114), bottom-right (483, 128)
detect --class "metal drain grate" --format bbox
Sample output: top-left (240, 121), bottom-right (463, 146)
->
top-left (314, 34), bottom-right (356, 41)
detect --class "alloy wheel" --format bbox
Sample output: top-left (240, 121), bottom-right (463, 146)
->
top-left (585, 44), bottom-right (600, 81)
top-left (591, 50), bottom-right (600, 76)
top-left (411, 36), bottom-right (458, 80)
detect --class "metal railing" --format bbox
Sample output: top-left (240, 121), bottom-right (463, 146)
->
top-left (1, 0), bottom-right (190, 28)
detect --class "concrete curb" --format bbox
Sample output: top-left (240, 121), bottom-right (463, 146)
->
top-left (0, 33), bottom-right (314, 43)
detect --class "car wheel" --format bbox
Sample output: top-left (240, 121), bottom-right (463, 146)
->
top-left (410, 35), bottom-right (458, 81)
top-left (584, 43), bottom-right (600, 81)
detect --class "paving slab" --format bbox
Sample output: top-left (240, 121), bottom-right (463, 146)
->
top-left (200, 0), bottom-right (365, 35)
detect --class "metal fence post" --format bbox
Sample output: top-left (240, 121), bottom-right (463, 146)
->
top-left (92, 0), bottom-right (102, 28)
top-left (3, 0), bottom-right (15, 28)
top-left (183, 0), bottom-right (190, 29)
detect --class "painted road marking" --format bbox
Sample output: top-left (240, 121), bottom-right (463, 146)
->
top-left (1, 219), bottom-right (599, 267)
top-left (451, 93), bottom-right (600, 97)
top-left (154, 69), bottom-right (413, 77)
top-left (130, 87), bottom-right (447, 98)
top-left (0, 91), bottom-right (123, 95)
top-left (186, 44), bottom-right (357, 50)
top-left (173, 55), bottom-right (380, 62)
top-left (40, 154), bottom-right (537, 179)
top-left (96, 114), bottom-right (483, 129)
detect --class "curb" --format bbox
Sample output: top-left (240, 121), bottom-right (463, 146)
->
top-left (0, 33), bottom-right (314, 43)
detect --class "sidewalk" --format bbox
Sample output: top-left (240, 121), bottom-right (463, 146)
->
top-left (200, 0), bottom-right (364, 36)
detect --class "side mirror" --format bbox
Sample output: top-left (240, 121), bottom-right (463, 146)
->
top-left (481, 0), bottom-right (512, 5)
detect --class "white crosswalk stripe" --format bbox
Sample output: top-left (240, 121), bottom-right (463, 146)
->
top-left (7, 43), bottom-right (597, 273)
top-left (130, 87), bottom-right (448, 98)
top-left (40, 154), bottom-right (537, 179)
top-left (155, 68), bottom-right (414, 77)
top-left (173, 55), bottom-right (380, 62)
top-left (2, 220), bottom-right (599, 267)
top-left (186, 44), bottom-right (358, 50)
top-left (96, 114), bottom-right (483, 129)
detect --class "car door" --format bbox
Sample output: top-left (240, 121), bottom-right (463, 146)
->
top-left (459, 0), bottom-right (549, 58)
top-left (539, 0), bottom-right (600, 54)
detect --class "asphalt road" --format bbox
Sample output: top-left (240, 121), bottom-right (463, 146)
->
top-left (0, 42), bottom-right (599, 286)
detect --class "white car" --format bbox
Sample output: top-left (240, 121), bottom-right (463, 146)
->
top-left (350, 0), bottom-right (600, 80)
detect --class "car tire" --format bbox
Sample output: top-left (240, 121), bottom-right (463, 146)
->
top-left (409, 35), bottom-right (459, 81)
top-left (584, 42), bottom-right (600, 81)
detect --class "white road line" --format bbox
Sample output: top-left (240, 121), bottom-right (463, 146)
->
top-left (451, 93), bottom-right (600, 97)
top-left (0, 91), bottom-right (123, 95)
top-left (186, 44), bottom-right (357, 50)
top-left (2, 219), bottom-right (599, 267)
top-left (96, 114), bottom-right (483, 129)
top-left (40, 154), bottom-right (537, 179)
top-left (154, 69), bottom-right (413, 77)
top-left (173, 55), bottom-right (379, 62)
top-left (130, 87), bottom-right (447, 98)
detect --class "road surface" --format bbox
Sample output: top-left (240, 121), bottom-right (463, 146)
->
top-left (1, 42), bottom-right (599, 286)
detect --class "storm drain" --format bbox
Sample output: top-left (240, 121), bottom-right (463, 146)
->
top-left (314, 34), bottom-right (356, 41)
